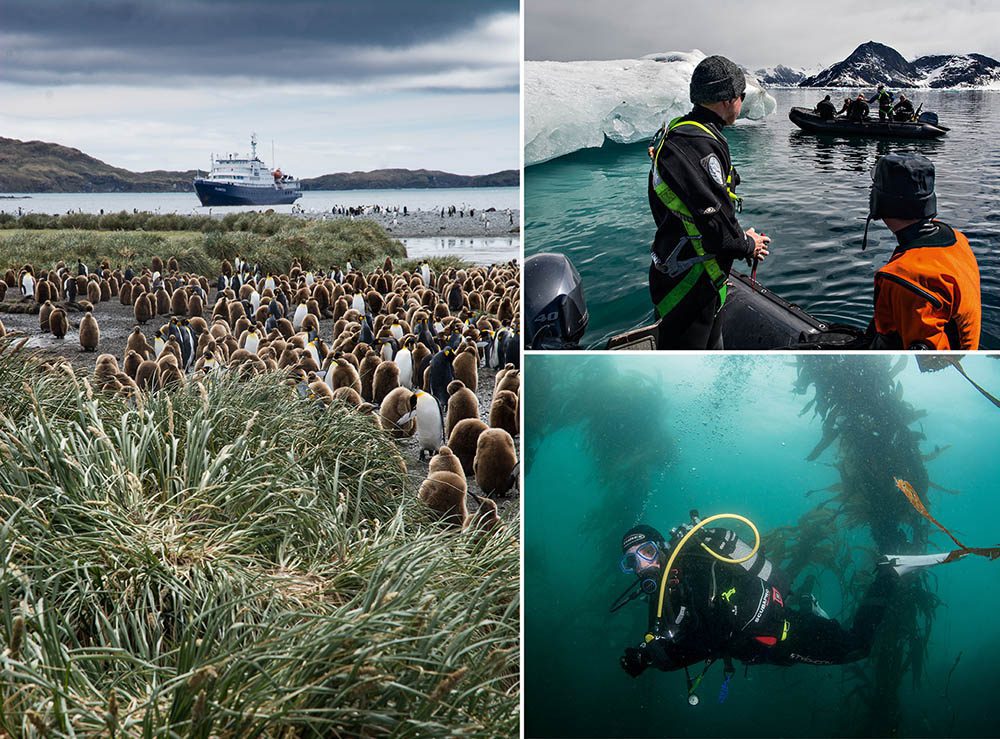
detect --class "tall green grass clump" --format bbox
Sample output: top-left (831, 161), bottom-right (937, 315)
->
top-left (0, 349), bottom-right (519, 737)
top-left (0, 217), bottom-right (406, 276)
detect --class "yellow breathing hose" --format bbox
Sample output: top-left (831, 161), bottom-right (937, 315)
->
top-left (655, 513), bottom-right (761, 622)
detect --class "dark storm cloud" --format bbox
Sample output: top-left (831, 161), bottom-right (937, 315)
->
top-left (2, 0), bottom-right (519, 91)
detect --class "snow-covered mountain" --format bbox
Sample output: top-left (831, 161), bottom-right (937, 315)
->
top-left (755, 65), bottom-right (809, 87)
top-left (798, 41), bottom-right (1000, 88)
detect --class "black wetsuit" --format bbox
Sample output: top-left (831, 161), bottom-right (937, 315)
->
top-left (816, 99), bottom-right (836, 121)
top-left (647, 106), bottom-right (754, 349)
top-left (622, 534), bottom-right (897, 674)
top-left (893, 100), bottom-right (915, 122)
top-left (848, 99), bottom-right (870, 122)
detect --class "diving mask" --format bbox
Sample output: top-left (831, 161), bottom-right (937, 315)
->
top-left (620, 541), bottom-right (660, 574)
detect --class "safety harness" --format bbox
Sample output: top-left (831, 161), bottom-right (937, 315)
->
top-left (650, 118), bottom-right (743, 319)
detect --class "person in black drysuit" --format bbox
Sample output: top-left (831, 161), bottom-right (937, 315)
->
top-left (869, 84), bottom-right (895, 121)
top-left (647, 55), bottom-right (771, 349)
top-left (616, 524), bottom-right (918, 680)
top-left (893, 94), bottom-right (915, 122)
top-left (815, 94), bottom-right (836, 121)
top-left (848, 95), bottom-right (871, 122)
top-left (837, 97), bottom-right (852, 117)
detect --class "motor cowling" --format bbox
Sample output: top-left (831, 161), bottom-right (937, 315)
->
top-left (525, 253), bottom-right (588, 349)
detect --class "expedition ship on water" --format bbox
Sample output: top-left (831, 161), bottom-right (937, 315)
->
top-left (193, 134), bottom-right (301, 206)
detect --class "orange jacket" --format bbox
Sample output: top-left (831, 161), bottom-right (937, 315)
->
top-left (873, 221), bottom-right (981, 350)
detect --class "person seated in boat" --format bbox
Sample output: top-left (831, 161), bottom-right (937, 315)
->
top-left (868, 84), bottom-right (895, 121)
top-left (864, 153), bottom-right (981, 350)
top-left (815, 95), bottom-right (836, 120)
top-left (892, 94), bottom-right (915, 122)
top-left (837, 97), bottom-right (852, 117)
top-left (847, 94), bottom-right (870, 122)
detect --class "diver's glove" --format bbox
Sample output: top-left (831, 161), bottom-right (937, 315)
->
top-left (620, 647), bottom-right (649, 677)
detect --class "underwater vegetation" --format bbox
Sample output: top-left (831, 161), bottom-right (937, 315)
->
top-left (0, 344), bottom-right (518, 737)
top-left (766, 355), bottom-right (945, 736)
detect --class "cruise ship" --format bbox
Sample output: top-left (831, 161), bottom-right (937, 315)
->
top-left (193, 134), bottom-right (302, 206)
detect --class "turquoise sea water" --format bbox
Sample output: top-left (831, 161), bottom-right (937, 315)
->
top-left (525, 90), bottom-right (1000, 348)
top-left (524, 353), bottom-right (1000, 738)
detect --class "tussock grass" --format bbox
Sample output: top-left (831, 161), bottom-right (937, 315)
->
top-left (0, 346), bottom-right (519, 737)
top-left (0, 214), bottom-right (406, 275)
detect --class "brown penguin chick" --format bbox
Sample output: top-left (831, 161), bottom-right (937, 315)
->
top-left (170, 288), bottom-right (189, 316)
top-left (38, 300), bottom-right (54, 333)
top-left (123, 349), bottom-right (143, 379)
top-left (493, 366), bottom-right (520, 401)
top-left (474, 428), bottom-right (518, 496)
top-left (331, 386), bottom-right (363, 407)
top-left (359, 351), bottom-right (381, 401)
top-left (120, 280), bottom-right (135, 306)
top-left (276, 317), bottom-right (294, 338)
top-left (78, 308), bottom-right (100, 352)
top-left (134, 293), bottom-right (153, 324)
top-left (448, 418), bottom-right (488, 476)
top-left (452, 345), bottom-right (478, 392)
top-left (99, 278), bottom-right (112, 302)
top-left (445, 379), bottom-right (479, 437)
top-left (126, 326), bottom-right (151, 358)
top-left (298, 352), bottom-right (320, 374)
top-left (227, 301), bottom-right (246, 326)
top-left (307, 378), bottom-right (335, 406)
top-left (465, 492), bottom-right (501, 535)
top-left (0, 318), bottom-right (5, 338)
top-left (300, 313), bottom-right (320, 335)
top-left (489, 390), bottom-right (519, 437)
top-left (153, 286), bottom-right (169, 315)
top-left (371, 360), bottom-right (400, 406)
top-left (379, 386), bottom-right (416, 439)
top-left (428, 445), bottom-right (464, 478)
top-left (135, 359), bottom-right (159, 391)
top-left (35, 279), bottom-right (51, 304)
top-left (188, 292), bottom-right (204, 318)
top-left (329, 357), bottom-right (362, 394)
top-left (418, 470), bottom-right (468, 528)
top-left (48, 307), bottom-right (68, 339)
top-left (157, 359), bottom-right (184, 390)
top-left (167, 256), bottom-right (179, 273)
top-left (85, 280), bottom-right (101, 304)
top-left (150, 256), bottom-right (164, 274)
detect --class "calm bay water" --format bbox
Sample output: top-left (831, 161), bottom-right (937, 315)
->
top-left (525, 90), bottom-right (1000, 348)
top-left (0, 186), bottom-right (519, 216)
top-left (400, 236), bottom-right (520, 264)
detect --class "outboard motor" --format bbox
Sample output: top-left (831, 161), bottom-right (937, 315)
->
top-left (917, 111), bottom-right (939, 126)
top-left (525, 253), bottom-right (588, 349)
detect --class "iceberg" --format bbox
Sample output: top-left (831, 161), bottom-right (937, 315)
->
top-left (525, 50), bottom-right (777, 166)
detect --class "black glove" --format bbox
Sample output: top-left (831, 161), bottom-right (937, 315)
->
top-left (620, 647), bottom-right (648, 677)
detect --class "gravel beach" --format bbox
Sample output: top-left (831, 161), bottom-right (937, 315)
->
top-left (293, 207), bottom-right (521, 239)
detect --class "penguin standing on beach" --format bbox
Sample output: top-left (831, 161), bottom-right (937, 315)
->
top-left (79, 307), bottom-right (100, 352)
top-left (49, 307), bottom-right (68, 340)
top-left (428, 346), bottom-right (455, 411)
top-left (412, 389), bottom-right (444, 461)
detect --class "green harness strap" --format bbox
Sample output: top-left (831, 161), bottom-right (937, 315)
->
top-left (651, 118), bottom-right (742, 319)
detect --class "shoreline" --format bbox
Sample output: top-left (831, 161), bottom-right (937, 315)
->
top-left (289, 207), bottom-right (520, 239)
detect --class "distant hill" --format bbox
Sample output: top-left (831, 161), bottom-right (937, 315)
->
top-left (300, 168), bottom-right (519, 190)
top-left (0, 137), bottom-right (198, 193)
top-left (0, 137), bottom-right (519, 193)
top-left (799, 41), bottom-right (1000, 88)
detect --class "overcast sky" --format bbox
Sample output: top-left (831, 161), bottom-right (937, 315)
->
top-left (526, 0), bottom-right (1000, 69)
top-left (1, 0), bottom-right (519, 177)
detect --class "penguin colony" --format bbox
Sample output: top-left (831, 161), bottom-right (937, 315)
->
top-left (2, 255), bottom-right (521, 531)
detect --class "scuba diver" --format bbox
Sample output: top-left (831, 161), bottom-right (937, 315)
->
top-left (646, 54), bottom-right (771, 349)
top-left (815, 94), bottom-right (836, 121)
top-left (863, 153), bottom-right (981, 349)
top-left (868, 84), bottom-right (895, 121)
top-left (615, 513), bottom-right (967, 700)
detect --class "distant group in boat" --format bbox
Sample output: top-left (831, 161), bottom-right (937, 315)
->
top-left (816, 85), bottom-right (920, 123)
